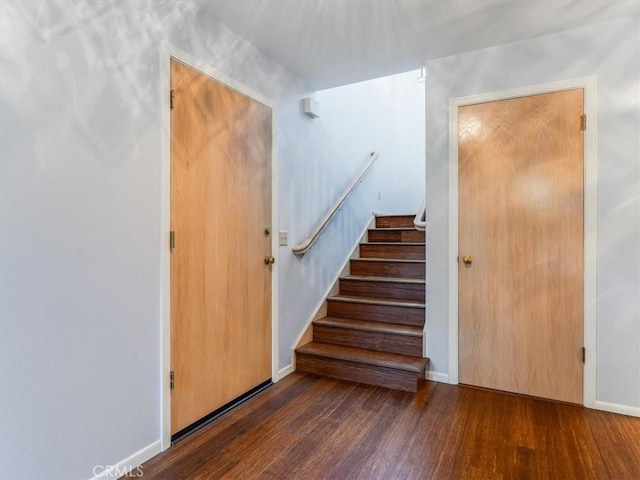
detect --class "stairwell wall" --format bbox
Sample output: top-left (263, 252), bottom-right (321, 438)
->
top-left (0, 1), bottom-right (425, 478)
top-left (425, 15), bottom-right (640, 411)
top-left (280, 72), bottom-right (426, 369)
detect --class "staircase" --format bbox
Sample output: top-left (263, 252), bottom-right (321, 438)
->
top-left (296, 214), bottom-right (428, 392)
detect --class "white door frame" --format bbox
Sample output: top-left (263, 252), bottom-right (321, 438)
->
top-left (447, 76), bottom-right (597, 408)
top-left (159, 42), bottom-right (280, 450)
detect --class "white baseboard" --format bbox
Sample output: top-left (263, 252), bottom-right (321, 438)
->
top-left (425, 371), bottom-right (449, 383)
top-left (277, 364), bottom-right (294, 380)
top-left (89, 440), bottom-right (161, 480)
top-left (594, 400), bottom-right (640, 418)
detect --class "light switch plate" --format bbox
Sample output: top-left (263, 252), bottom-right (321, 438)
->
top-left (279, 230), bottom-right (288, 246)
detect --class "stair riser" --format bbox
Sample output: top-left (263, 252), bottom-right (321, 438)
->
top-left (314, 326), bottom-right (423, 356)
top-left (368, 230), bottom-right (425, 243)
top-left (340, 279), bottom-right (425, 302)
top-left (296, 354), bottom-right (423, 392)
top-left (327, 301), bottom-right (425, 326)
top-left (360, 244), bottom-right (425, 260)
top-left (375, 216), bottom-right (415, 228)
top-left (350, 260), bottom-right (425, 279)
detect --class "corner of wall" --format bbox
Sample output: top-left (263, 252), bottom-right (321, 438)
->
top-left (89, 441), bottom-right (162, 480)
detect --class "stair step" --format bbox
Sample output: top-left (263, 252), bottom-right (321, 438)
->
top-left (296, 342), bottom-right (428, 392)
top-left (339, 276), bottom-right (425, 302)
top-left (375, 215), bottom-right (415, 228)
top-left (295, 212), bottom-right (429, 393)
top-left (329, 295), bottom-right (425, 308)
top-left (314, 316), bottom-right (423, 336)
top-left (327, 295), bottom-right (425, 326)
top-left (368, 228), bottom-right (425, 243)
top-left (313, 316), bottom-right (423, 356)
top-left (360, 242), bottom-right (425, 260)
top-left (350, 258), bottom-right (425, 279)
top-left (298, 342), bottom-right (426, 372)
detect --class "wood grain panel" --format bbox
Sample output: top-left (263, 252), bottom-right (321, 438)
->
top-left (327, 297), bottom-right (425, 326)
top-left (170, 59), bottom-right (272, 433)
top-left (297, 342), bottom-right (428, 373)
top-left (350, 259), bottom-right (425, 279)
top-left (375, 215), bottom-right (415, 228)
top-left (458, 89), bottom-right (584, 403)
top-left (368, 228), bottom-right (425, 243)
top-left (313, 318), bottom-right (423, 356)
top-left (313, 327), bottom-right (422, 356)
top-left (339, 277), bottom-right (426, 302)
top-left (359, 243), bottom-right (425, 260)
top-left (296, 354), bottom-right (422, 392)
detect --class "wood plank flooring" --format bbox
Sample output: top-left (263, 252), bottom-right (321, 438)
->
top-left (131, 373), bottom-right (640, 479)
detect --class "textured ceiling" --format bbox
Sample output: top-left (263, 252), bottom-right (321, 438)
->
top-left (197, 0), bottom-right (640, 89)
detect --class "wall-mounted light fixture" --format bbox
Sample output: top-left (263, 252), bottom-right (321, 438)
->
top-left (303, 97), bottom-right (320, 118)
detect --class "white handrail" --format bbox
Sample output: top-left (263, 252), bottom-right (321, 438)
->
top-left (414, 200), bottom-right (426, 231)
top-left (292, 152), bottom-right (379, 256)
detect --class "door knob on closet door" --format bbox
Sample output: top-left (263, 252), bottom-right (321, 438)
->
top-left (462, 254), bottom-right (473, 265)
top-left (264, 255), bottom-right (276, 265)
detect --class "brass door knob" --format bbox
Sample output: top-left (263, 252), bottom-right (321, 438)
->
top-left (462, 254), bottom-right (473, 265)
top-left (264, 255), bottom-right (276, 265)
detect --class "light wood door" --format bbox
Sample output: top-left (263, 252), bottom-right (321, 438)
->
top-left (458, 89), bottom-right (584, 404)
top-left (170, 59), bottom-right (272, 434)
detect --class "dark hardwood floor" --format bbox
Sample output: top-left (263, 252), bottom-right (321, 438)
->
top-left (132, 373), bottom-right (640, 479)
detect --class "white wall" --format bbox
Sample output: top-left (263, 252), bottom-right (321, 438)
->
top-left (0, 1), bottom-right (424, 478)
top-left (314, 72), bottom-right (426, 214)
top-left (425, 15), bottom-right (640, 410)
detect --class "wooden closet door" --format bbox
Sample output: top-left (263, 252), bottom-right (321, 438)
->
top-left (458, 89), bottom-right (584, 403)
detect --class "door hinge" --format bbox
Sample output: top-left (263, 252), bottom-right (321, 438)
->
top-left (170, 370), bottom-right (175, 390)
top-left (581, 114), bottom-right (587, 131)
top-left (169, 230), bottom-right (175, 252)
top-left (170, 89), bottom-right (175, 110)
top-left (582, 347), bottom-right (586, 363)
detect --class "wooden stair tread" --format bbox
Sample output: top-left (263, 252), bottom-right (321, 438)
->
top-left (360, 242), bottom-right (424, 246)
top-left (297, 342), bottom-right (428, 373)
top-left (351, 258), bottom-right (425, 264)
top-left (314, 316), bottom-right (423, 337)
top-left (369, 227), bottom-right (421, 231)
top-left (329, 295), bottom-right (425, 308)
top-left (341, 275), bottom-right (425, 285)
